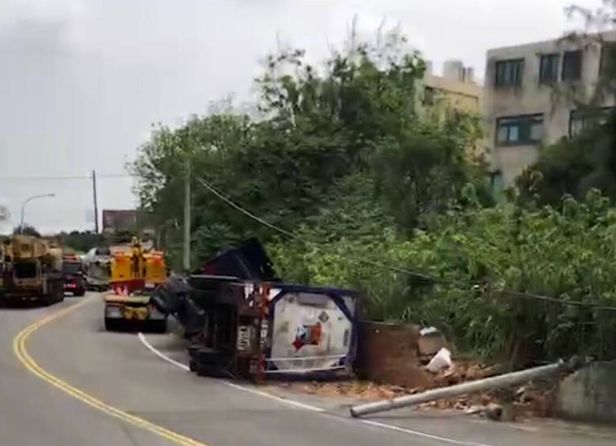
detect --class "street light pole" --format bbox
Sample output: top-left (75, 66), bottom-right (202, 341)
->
top-left (92, 170), bottom-right (99, 234)
top-left (20, 193), bottom-right (55, 234)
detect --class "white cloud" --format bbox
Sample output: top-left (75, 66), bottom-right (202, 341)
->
top-left (1, 0), bottom-right (84, 23)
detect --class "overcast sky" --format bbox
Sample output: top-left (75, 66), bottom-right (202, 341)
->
top-left (0, 0), bottom-right (603, 234)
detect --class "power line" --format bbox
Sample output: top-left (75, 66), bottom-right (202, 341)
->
top-left (195, 175), bottom-right (616, 312)
top-left (197, 175), bottom-right (432, 281)
top-left (196, 177), bottom-right (296, 239)
top-left (499, 289), bottom-right (616, 312)
top-left (0, 173), bottom-right (135, 181)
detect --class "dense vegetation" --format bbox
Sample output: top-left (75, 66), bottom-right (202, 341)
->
top-left (133, 26), bottom-right (616, 365)
top-left (56, 231), bottom-right (106, 253)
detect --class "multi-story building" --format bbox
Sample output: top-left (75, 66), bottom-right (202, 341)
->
top-left (423, 60), bottom-right (483, 114)
top-left (484, 32), bottom-right (616, 186)
top-left (421, 60), bottom-right (484, 158)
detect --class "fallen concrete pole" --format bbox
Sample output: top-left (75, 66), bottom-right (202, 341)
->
top-left (350, 359), bottom-right (568, 418)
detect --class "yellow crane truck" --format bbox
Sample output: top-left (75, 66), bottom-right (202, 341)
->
top-left (0, 235), bottom-right (64, 305)
top-left (103, 237), bottom-right (167, 332)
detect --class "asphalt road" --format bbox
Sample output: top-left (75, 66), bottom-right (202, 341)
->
top-left (1, 294), bottom-right (615, 446)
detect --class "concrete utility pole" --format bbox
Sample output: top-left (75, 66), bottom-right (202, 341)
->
top-left (92, 170), bottom-right (99, 234)
top-left (350, 360), bottom-right (573, 418)
top-left (182, 158), bottom-right (191, 272)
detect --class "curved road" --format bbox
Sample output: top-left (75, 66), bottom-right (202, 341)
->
top-left (1, 294), bottom-right (615, 446)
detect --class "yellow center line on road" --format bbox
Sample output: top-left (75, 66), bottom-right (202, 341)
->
top-left (12, 297), bottom-right (210, 446)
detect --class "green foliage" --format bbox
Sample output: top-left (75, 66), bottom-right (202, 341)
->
top-left (271, 190), bottom-right (616, 364)
top-left (133, 27), bottom-right (485, 268)
top-left (372, 113), bottom-right (490, 231)
top-left (56, 231), bottom-right (105, 253)
top-left (517, 110), bottom-right (616, 205)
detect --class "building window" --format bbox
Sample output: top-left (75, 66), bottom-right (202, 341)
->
top-left (562, 50), bottom-right (583, 81)
top-left (495, 59), bottom-right (524, 87)
top-left (599, 42), bottom-right (616, 78)
top-left (569, 107), bottom-right (615, 137)
top-left (496, 114), bottom-right (544, 146)
top-left (539, 54), bottom-right (559, 84)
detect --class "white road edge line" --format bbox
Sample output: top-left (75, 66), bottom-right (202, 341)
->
top-left (138, 332), bottom-right (190, 371)
top-left (222, 381), bottom-right (324, 412)
top-left (137, 332), bottom-right (323, 412)
top-left (137, 332), bottom-right (494, 446)
top-left (359, 420), bottom-right (493, 446)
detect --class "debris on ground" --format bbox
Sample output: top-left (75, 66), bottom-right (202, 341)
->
top-left (275, 324), bottom-right (562, 421)
top-left (275, 359), bottom-right (558, 420)
top-left (417, 327), bottom-right (447, 357)
top-left (275, 380), bottom-right (410, 401)
top-left (426, 347), bottom-right (452, 373)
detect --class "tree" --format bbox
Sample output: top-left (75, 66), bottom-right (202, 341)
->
top-left (133, 27), bottom-right (486, 269)
top-left (372, 112), bottom-right (489, 231)
top-left (13, 224), bottom-right (40, 237)
top-left (56, 231), bottom-right (105, 253)
top-left (517, 110), bottom-right (616, 205)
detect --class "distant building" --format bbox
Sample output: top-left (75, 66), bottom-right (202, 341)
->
top-left (421, 60), bottom-right (484, 158)
top-left (423, 60), bottom-right (482, 114)
top-left (101, 209), bottom-right (138, 234)
top-left (483, 32), bottom-right (616, 186)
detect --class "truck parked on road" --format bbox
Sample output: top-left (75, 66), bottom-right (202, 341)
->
top-left (0, 235), bottom-right (64, 305)
top-left (103, 237), bottom-right (168, 332)
top-left (61, 253), bottom-right (86, 296)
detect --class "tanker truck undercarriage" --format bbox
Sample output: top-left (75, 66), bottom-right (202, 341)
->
top-left (151, 238), bottom-right (359, 382)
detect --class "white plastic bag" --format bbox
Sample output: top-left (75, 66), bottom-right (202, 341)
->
top-left (426, 347), bottom-right (452, 373)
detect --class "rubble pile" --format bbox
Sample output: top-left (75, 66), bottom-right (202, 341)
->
top-left (278, 380), bottom-right (409, 401)
top-left (413, 373), bottom-right (558, 420)
top-left (278, 325), bottom-right (559, 420)
top-left (279, 363), bottom-right (557, 420)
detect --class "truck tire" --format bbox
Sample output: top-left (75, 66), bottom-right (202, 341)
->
top-left (43, 290), bottom-right (55, 306)
top-left (54, 280), bottom-right (64, 303)
top-left (74, 288), bottom-right (86, 297)
top-left (46, 280), bottom-right (59, 304)
top-left (148, 319), bottom-right (167, 334)
top-left (104, 317), bottom-right (121, 331)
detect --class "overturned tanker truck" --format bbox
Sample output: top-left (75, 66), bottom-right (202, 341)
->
top-left (151, 238), bottom-right (359, 381)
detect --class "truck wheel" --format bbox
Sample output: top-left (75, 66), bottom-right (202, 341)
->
top-left (148, 319), bottom-right (167, 334)
top-left (74, 288), bottom-right (86, 297)
top-left (105, 318), bottom-right (121, 331)
top-left (56, 282), bottom-right (64, 303)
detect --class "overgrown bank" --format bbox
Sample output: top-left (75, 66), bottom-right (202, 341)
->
top-left (132, 27), bottom-right (616, 366)
top-left (271, 189), bottom-right (616, 365)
